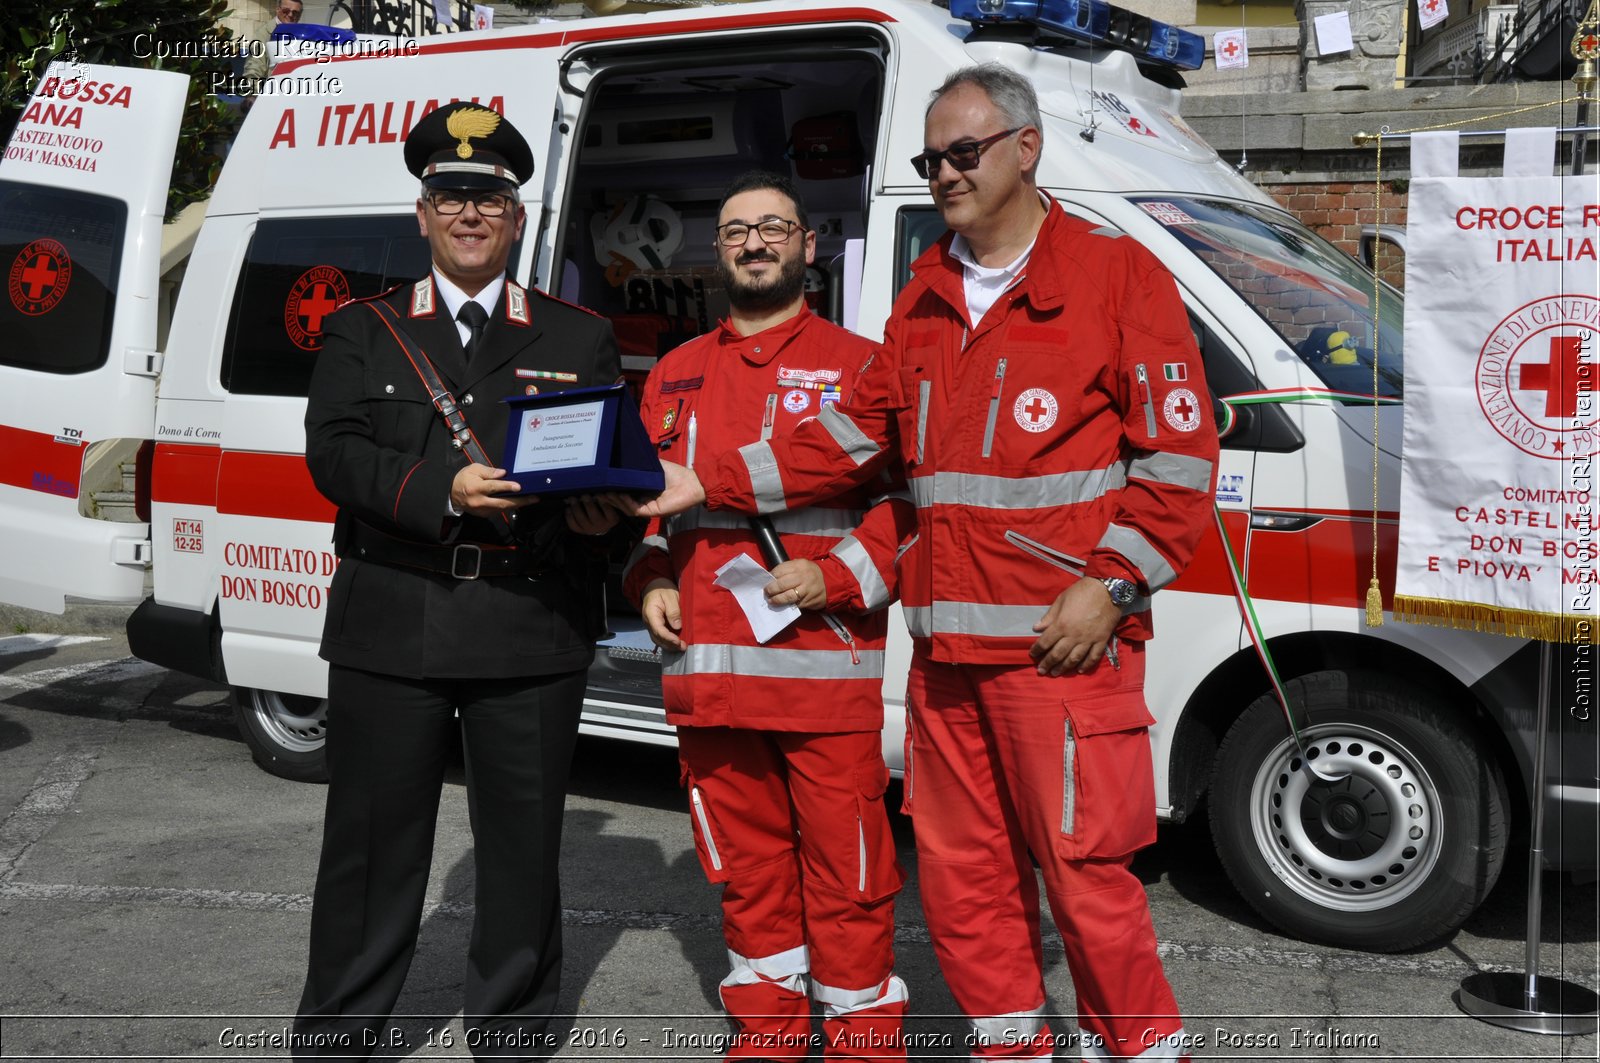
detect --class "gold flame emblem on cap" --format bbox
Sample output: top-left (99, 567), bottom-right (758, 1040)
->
top-left (445, 106), bottom-right (501, 160)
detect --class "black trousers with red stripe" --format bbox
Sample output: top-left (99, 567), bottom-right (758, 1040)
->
top-left (292, 664), bottom-right (586, 1061)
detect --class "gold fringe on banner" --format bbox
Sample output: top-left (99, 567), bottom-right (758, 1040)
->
top-left (1393, 595), bottom-right (1600, 644)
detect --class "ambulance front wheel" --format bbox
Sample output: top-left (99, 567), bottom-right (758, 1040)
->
top-left (1209, 670), bottom-right (1508, 952)
top-left (232, 687), bottom-right (329, 783)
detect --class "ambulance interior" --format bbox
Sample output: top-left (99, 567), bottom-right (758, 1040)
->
top-left (551, 43), bottom-right (885, 387)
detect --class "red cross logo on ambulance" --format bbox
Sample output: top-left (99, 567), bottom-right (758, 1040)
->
top-left (1476, 295), bottom-right (1600, 459)
top-left (1163, 387), bottom-right (1202, 432)
top-left (8, 239), bottom-right (72, 316)
top-left (284, 265), bottom-right (350, 352)
top-left (1013, 388), bottom-right (1058, 432)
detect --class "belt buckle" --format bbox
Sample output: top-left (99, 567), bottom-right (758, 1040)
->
top-left (451, 543), bottom-right (483, 580)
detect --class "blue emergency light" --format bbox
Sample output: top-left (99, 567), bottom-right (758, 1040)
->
top-left (949, 0), bottom-right (1205, 71)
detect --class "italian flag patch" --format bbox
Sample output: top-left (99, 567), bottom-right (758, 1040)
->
top-left (1163, 363), bottom-right (1187, 382)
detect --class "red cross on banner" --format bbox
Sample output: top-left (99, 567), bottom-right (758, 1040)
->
top-left (1518, 337), bottom-right (1595, 418)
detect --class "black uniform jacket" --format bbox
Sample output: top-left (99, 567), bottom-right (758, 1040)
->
top-left (304, 274), bottom-right (623, 680)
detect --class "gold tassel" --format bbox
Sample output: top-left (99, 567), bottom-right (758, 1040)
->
top-left (1365, 577), bottom-right (1384, 627)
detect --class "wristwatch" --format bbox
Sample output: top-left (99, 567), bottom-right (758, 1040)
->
top-left (1099, 577), bottom-right (1138, 608)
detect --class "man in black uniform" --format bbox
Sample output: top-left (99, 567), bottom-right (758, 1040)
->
top-left (294, 102), bottom-right (627, 1057)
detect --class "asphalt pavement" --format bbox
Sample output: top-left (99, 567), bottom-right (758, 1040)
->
top-left (0, 615), bottom-right (1596, 1061)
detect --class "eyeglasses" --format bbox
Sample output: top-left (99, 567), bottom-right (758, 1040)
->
top-left (426, 190), bottom-right (516, 217)
top-left (276, 5), bottom-right (303, 20)
top-left (715, 219), bottom-right (802, 248)
top-left (909, 127), bottom-right (1021, 180)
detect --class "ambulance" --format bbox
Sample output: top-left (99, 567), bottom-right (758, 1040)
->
top-left (1, 0), bottom-right (1592, 953)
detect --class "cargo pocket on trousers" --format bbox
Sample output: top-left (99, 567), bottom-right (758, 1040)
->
top-left (1057, 691), bottom-right (1158, 861)
top-left (680, 765), bottom-right (733, 884)
top-left (853, 759), bottom-right (905, 902)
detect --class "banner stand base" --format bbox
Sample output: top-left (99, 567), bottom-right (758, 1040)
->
top-left (1456, 972), bottom-right (1598, 1035)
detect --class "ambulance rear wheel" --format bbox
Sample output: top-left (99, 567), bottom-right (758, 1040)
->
top-left (1209, 670), bottom-right (1507, 951)
top-left (232, 687), bottom-right (329, 783)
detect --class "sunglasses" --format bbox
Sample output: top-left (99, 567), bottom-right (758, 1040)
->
top-left (909, 127), bottom-right (1021, 180)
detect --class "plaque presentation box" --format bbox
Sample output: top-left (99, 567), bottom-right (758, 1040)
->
top-left (500, 382), bottom-right (664, 496)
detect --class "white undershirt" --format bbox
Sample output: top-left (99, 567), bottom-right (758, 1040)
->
top-left (949, 233), bottom-right (1035, 328)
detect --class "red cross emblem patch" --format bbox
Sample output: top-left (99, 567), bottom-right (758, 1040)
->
top-left (8, 239), bottom-right (72, 316)
top-left (284, 265), bottom-right (351, 351)
top-left (1013, 388), bottom-right (1059, 433)
top-left (1163, 387), bottom-right (1202, 432)
top-left (1477, 295), bottom-right (1600, 459)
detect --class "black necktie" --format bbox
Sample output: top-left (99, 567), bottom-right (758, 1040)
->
top-left (457, 301), bottom-right (488, 361)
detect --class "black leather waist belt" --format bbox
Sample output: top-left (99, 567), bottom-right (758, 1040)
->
top-left (347, 525), bottom-right (545, 580)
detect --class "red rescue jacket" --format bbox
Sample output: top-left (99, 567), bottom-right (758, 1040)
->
top-left (703, 200), bottom-right (1219, 663)
top-left (625, 309), bottom-right (914, 731)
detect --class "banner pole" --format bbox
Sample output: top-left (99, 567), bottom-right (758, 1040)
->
top-left (1456, 641), bottom-right (1597, 1033)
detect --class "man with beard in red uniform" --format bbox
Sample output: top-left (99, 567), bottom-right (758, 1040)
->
top-left (623, 171), bottom-right (914, 1061)
top-left (638, 67), bottom-right (1217, 1062)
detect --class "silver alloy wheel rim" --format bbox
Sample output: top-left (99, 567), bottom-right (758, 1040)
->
top-left (1247, 723), bottom-right (1442, 912)
top-left (246, 689), bottom-right (327, 753)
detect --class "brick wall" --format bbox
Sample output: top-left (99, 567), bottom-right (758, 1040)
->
top-left (1262, 180), bottom-right (1410, 288)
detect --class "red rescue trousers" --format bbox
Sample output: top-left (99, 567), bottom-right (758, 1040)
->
top-left (678, 727), bottom-right (908, 1062)
top-left (903, 644), bottom-right (1189, 1062)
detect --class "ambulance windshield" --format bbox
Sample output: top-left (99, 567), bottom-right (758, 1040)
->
top-left (1132, 197), bottom-right (1404, 400)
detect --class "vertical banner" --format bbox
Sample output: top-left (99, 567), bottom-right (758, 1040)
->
top-left (1394, 131), bottom-right (1600, 641)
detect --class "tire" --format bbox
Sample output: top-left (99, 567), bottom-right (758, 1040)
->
top-left (231, 686), bottom-right (329, 783)
top-left (1209, 669), bottom-right (1507, 951)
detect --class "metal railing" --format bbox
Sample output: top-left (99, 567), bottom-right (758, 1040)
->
top-left (1484, 0), bottom-right (1587, 80)
top-left (1412, 4), bottom-right (1519, 79)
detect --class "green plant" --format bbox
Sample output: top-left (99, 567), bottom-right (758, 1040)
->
top-left (1, 0), bottom-right (241, 220)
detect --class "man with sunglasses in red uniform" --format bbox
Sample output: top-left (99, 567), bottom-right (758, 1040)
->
top-left (640, 66), bottom-right (1217, 1061)
top-left (626, 171), bottom-right (914, 1061)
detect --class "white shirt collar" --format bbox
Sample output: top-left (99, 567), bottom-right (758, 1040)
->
top-left (432, 269), bottom-right (504, 323)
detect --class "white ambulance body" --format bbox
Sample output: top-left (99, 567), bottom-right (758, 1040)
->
top-left (0, 0), bottom-right (1592, 952)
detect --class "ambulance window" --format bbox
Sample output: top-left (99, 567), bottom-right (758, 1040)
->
top-left (0, 181), bottom-right (125, 374)
top-left (221, 216), bottom-right (432, 397)
top-left (894, 208), bottom-right (946, 296)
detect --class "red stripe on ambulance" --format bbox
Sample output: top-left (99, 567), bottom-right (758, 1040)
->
top-left (0, 423), bottom-right (83, 499)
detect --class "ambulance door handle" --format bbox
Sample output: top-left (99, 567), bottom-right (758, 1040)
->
top-left (123, 348), bottom-right (164, 377)
top-left (112, 539), bottom-right (152, 565)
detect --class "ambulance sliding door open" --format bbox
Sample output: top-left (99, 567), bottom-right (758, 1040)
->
top-left (0, 63), bottom-right (187, 612)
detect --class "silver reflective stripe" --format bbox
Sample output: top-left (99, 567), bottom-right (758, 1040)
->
top-left (664, 643), bottom-right (884, 679)
top-left (1062, 724), bottom-right (1077, 834)
top-left (738, 440), bottom-right (787, 515)
top-left (690, 787), bottom-right (722, 871)
top-left (903, 602), bottom-right (1047, 639)
top-left (895, 533), bottom-right (919, 562)
top-left (1084, 1030), bottom-right (1188, 1061)
top-left (831, 534), bottom-right (891, 610)
top-left (1089, 225), bottom-right (1124, 239)
top-left (1129, 450), bottom-right (1214, 492)
top-left (908, 463), bottom-right (1126, 511)
top-left (620, 535), bottom-right (668, 583)
top-left (1098, 522), bottom-right (1178, 590)
top-left (916, 379), bottom-right (931, 465)
top-left (969, 1005), bottom-right (1047, 1044)
top-left (666, 506), bottom-right (865, 540)
top-left (820, 403), bottom-right (882, 467)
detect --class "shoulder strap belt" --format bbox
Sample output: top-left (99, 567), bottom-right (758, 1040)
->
top-left (365, 300), bottom-right (494, 468)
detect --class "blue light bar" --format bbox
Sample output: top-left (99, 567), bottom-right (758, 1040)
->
top-left (948, 0), bottom-right (1040, 22)
top-left (1038, 0), bottom-right (1111, 42)
top-left (953, 0), bottom-right (1204, 71)
top-left (1147, 23), bottom-right (1205, 70)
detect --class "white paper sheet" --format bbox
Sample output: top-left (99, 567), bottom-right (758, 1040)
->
top-left (1314, 11), bottom-right (1354, 56)
top-left (713, 554), bottom-right (801, 644)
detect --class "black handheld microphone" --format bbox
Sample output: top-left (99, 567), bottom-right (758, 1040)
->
top-left (747, 515), bottom-right (858, 663)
